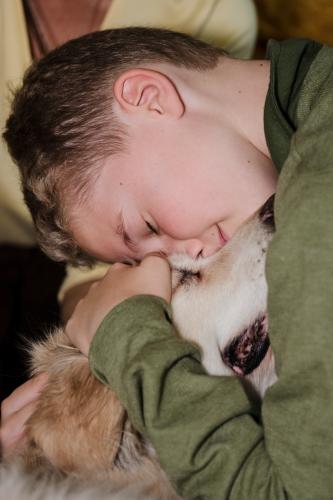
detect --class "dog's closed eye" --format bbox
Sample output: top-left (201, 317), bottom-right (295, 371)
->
top-left (179, 269), bottom-right (201, 284)
top-left (173, 269), bottom-right (202, 292)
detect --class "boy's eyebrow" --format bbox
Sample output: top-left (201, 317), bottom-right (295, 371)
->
top-left (116, 211), bottom-right (138, 251)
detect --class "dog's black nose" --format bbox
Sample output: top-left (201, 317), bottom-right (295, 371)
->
top-left (259, 194), bottom-right (275, 230)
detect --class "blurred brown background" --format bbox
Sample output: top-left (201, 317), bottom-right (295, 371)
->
top-left (254, 0), bottom-right (333, 56)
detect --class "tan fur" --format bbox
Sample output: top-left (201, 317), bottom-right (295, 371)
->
top-left (17, 329), bottom-right (179, 499)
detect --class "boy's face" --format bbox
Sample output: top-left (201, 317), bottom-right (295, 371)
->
top-left (72, 112), bottom-right (278, 264)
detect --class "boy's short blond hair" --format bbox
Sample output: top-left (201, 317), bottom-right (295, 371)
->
top-left (3, 27), bottom-right (225, 266)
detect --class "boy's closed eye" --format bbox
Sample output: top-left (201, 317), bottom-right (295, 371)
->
top-left (145, 220), bottom-right (159, 236)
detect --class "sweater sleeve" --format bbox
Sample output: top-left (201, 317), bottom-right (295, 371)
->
top-left (89, 295), bottom-right (286, 499)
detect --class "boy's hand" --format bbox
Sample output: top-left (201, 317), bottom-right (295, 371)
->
top-left (0, 373), bottom-right (48, 461)
top-left (65, 254), bottom-right (171, 356)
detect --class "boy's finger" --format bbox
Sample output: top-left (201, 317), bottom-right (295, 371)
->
top-left (143, 251), bottom-right (168, 260)
top-left (1, 373), bottom-right (48, 420)
top-left (141, 253), bottom-right (170, 272)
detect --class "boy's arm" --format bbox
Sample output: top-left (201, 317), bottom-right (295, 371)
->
top-left (89, 295), bottom-right (286, 499)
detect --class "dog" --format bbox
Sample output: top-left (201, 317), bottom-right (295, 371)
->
top-left (1, 196), bottom-right (277, 499)
top-left (170, 194), bottom-right (277, 400)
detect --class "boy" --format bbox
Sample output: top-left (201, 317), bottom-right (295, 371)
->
top-left (2, 28), bottom-right (333, 498)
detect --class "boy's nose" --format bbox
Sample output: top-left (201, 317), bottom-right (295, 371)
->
top-left (183, 239), bottom-right (204, 259)
top-left (162, 236), bottom-right (203, 259)
top-left (167, 238), bottom-right (216, 260)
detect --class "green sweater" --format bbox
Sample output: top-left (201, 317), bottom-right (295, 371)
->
top-left (89, 40), bottom-right (333, 499)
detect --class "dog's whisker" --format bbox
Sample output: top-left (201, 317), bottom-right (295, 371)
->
top-left (57, 343), bottom-right (80, 351)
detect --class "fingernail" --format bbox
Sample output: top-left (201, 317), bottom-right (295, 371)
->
top-left (145, 251), bottom-right (167, 259)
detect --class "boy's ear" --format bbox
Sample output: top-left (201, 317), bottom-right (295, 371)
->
top-left (113, 69), bottom-right (185, 119)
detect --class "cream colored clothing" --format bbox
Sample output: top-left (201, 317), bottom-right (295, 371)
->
top-left (0, 0), bottom-right (257, 301)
